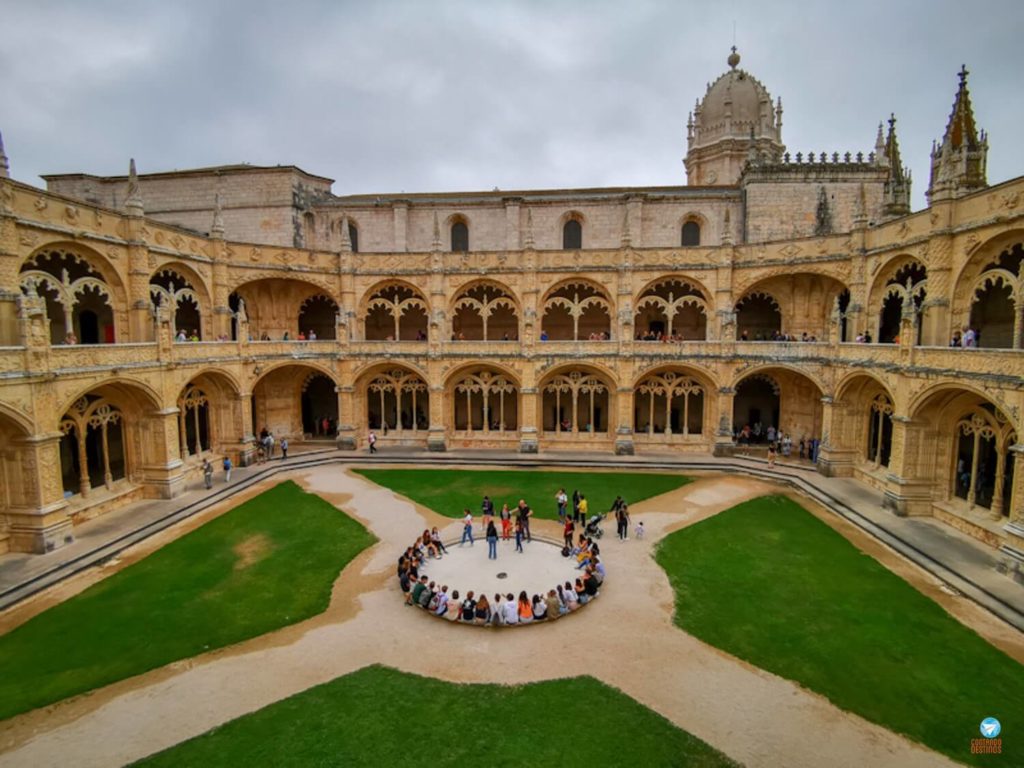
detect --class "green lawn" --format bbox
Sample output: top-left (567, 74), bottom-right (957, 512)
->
top-left (0, 481), bottom-right (376, 722)
top-left (135, 665), bottom-right (739, 768)
top-left (655, 494), bottom-right (1024, 766)
top-left (353, 468), bottom-right (691, 520)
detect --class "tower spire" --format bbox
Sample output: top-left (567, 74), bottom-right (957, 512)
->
top-left (927, 65), bottom-right (988, 204)
top-left (881, 115), bottom-right (911, 219)
top-left (0, 129), bottom-right (9, 179)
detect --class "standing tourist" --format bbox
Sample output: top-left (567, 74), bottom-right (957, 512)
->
top-left (280, 437), bottom-right (289, 460)
top-left (563, 515), bottom-right (575, 549)
top-left (514, 519), bottom-right (524, 553)
top-left (368, 430), bottom-right (377, 454)
top-left (222, 455), bottom-right (233, 483)
top-left (572, 489), bottom-right (582, 523)
top-left (481, 495), bottom-right (494, 526)
top-left (767, 443), bottom-right (776, 468)
top-left (578, 494), bottom-right (589, 527)
top-left (486, 518), bottom-right (498, 560)
top-left (460, 508), bottom-right (474, 546)
top-left (202, 459), bottom-right (213, 489)
top-left (555, 488), bottom-right (568, 520)
top-left (517, 499), bottom-right (532, 543)
top-left (499, 503), bottom-right (512, 540)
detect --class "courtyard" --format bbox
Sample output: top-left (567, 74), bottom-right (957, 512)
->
top-left (0, 457), bottom-right (1020, 767)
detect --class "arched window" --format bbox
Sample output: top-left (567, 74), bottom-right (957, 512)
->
top-left (563, 219), bottom-right (582, 250)
top-left (348, 222), bottom-right (359, 253)
top-left (451, 221), bottom-right (469, 252)
top-left (681, 221), bottom-right (701, 247)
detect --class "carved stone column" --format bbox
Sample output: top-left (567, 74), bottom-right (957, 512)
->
top-left (881, 415), bottom-right (934, 516)
top-left (236, 391), bottom-right (256, 465)
top-left (5, 433), bottom-right (73, 554)
top-left (712, 386), bottom-right (735, 456)
top-left (336, 384), bottom-right (357, 450)
top-left (518, 387), bottom-right (539, 453)
top-left (614, 386), bottom-right (635, 455)
top-left (427, 384), bottom-right (446, 452)
top-left (138, 407), bottom-right (186, 499)
top-left (816, 398), bottom-right (855, 477)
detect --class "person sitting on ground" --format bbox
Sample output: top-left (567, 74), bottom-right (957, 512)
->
top-left (474, 593), bottom-right (491, 625)
top-left (434, 585), bottom-right (450, 617)
top-left (447, 591), bottom-right (460, 621)
top-left (502, 592), bottom-right (519, 625)
top-left (545, 589), bottom-right (560, 620)
top-left (517, 591), bottom-right (533, 624)
top-left (556, 585), bottom-right (570, 615)
top-left (430, 527), bottom-right (448, 555)
top-left (584, 567), bottom-right (600, 598)
top-left (409, 575), bottom-right (429, 606)
top-left (574, 577), bottom-right (589, 605)
top-left (563, 581), bottom-right (579, 611)
top-left (421, 529), bottom-right (440, 559)
top-left (460, 590), bottom-right (477, 622)
top-left (490, 594), bottom-right (504, 626)
top-left (532, 594), bottom-right (547, 622)
top-left (418, 580), bottom-right (436, 609)
top-left (592, 557), bottom-right (606, 585)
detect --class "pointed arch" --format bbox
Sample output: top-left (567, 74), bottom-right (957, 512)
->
top-left (541, 279), bottom-right (612, 340)
top-left (538, 365), bottom-right (615, 434)
top-left (447, 365), bottom-right (520, 434)
top-left (633, 367), bottom-right (708, 437)
top-left (634, 277), bottom-right (710, 340)
top-left (360, 280), bottom-right (429, 341)
top-left (450, 279), bottom-right (520, 341)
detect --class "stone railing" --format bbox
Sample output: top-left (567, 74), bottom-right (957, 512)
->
top-left (0, 338), bottom-right (1021, 382)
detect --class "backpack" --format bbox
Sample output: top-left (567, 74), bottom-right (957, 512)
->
top-left (561, 545), bottom-right (571, 557)
top-left (223, 458), bottom-right (231, 470)
top-left (419, 588), bottom-right (432, 608)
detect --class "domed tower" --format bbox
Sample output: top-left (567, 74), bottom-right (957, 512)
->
top-left (685, 47), bottom-right (785, 186)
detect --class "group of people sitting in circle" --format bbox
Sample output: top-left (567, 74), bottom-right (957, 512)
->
top-left (395, 488), bottom-right (615, 625)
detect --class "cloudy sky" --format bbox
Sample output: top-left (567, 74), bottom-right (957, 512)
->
top-left (2, 0), bottom-right (1020, 210)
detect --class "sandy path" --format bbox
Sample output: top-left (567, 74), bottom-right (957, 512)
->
top-left (0, 470), bottom-right (963, 768)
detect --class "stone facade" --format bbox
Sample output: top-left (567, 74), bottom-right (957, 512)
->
top-left (0, 54), bottom-right (1021, 567)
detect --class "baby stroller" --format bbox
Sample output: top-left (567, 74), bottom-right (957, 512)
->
top-left (585, 512), bottom-right (606, 539)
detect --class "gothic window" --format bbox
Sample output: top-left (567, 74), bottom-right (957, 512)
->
top-left (563, 219), bottom-right (582, 250)
top-left (681, 221), bottom-right (701, 246)
top-left (452, 370), bottom-right (518, 432)
top-left (451, 221), bottom-right (469, 252)
top-left (634, 372), bottom-right (705, 435)
top-left (368, 369), bottom-right (429, 432)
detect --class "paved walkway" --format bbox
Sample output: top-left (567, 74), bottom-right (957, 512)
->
top-left (3, 447), bottom-right (1022, 632)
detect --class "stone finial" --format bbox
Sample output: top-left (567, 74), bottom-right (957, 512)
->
top-left (0, 129), bottom-right (9, 179)
top-left (873, 122), bottom-right (886, 166)
top-left (211, 192), bottom-right (225, 238)
top-left (727, 45), bottom-right (740, 70)
top-left (125, 158), bottom-right (144, 216)
top-left (339, 214), bottom-right (352, 252)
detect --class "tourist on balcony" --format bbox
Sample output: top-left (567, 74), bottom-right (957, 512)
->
top-left (297, 332), bottom-right (306, 340)
top-left (283, 331), bottom-right (291, 341)
top-left (740, 330), bottom-right (749, 341)
top-left (950, 330), bottom-right (962, 347)
top-left (63, 332), bottom-right (78, 344)
top-left (963, 326), bottom-right (977, 347)
top-left (188, 330), bottom-right (199, 341)
top-left (175, 329), bottom-right (186, 342)
top-left (540, 329), bottom-right (549, 341)
top-left (308, 329), bottom-right (317, 340)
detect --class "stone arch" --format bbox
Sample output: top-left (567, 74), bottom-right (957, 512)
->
top-left (446, 365), bottom-right (520, 434)
top-left (538, 364), bottom-right (615, 435)
top-left (232, 277), bottom-right (339, 341)
top-left (867, 255), bottom-right (927, 343)
top-left (734, 291), bottom-right (781, 340)
top-left (540, 279), bottom-right (613, 340)
top-left (833, 372), bottom-right (897, 472)
top-left (150, 265), bottom-right (207, 341)
top-left (632, 366), bottom-right (711, 437)
top-left (297, 294), bottom-right (340, 340)
top-left (633, 276), bottom-right (711, 340)
top-left (0, 409), bottom-right (36, 527)
top-left (737, 273), bottom-right (849, 341)
top-left (174, 370), bottom-right (241, 462)
top-left (20, 244), bottom-right (128, 345)
top-left (56, 379), bottom-right (165, 500)
top-left (733, 366), bottom-right (824, 448)
top-left (450, 279), bottom-right (520, 341)
top-left (952, 234), bottom-right (1024, 348)
top-left (362, 366), bottom-right (430, 435)
top-left (360, 279), bottom-right (429, 341)
top-left (908, 386), bottom-right (1018, 518)
top-left (251, 363), bottom-right (339, 442)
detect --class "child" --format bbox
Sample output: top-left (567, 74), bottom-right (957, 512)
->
top-left (634, 521), bottom-right (645, 539)
top-left (514, 519), bottom-right (524, 553)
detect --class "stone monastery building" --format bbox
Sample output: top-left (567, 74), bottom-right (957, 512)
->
top-left (0, 50), bottom-right (1022, 571)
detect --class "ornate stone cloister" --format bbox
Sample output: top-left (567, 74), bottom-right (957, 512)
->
top-left (0, 60), bottom-right (1022, 574)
